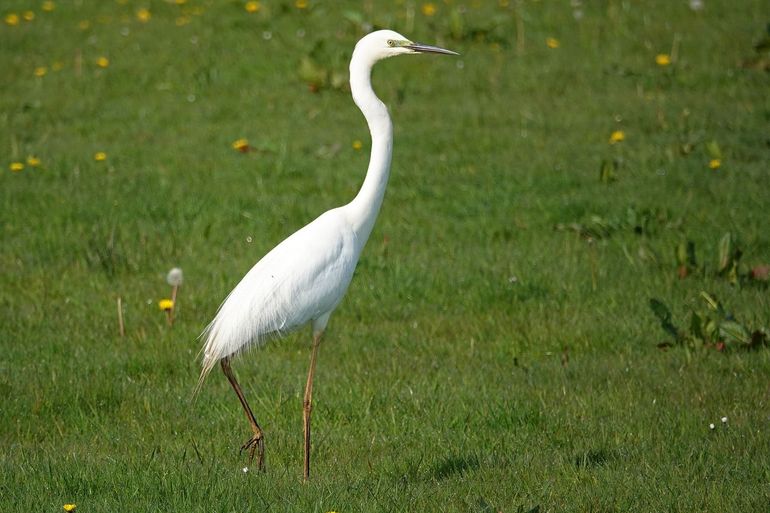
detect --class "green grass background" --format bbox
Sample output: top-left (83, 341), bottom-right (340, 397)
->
top-left (1, 0), bottom-right (769, 511)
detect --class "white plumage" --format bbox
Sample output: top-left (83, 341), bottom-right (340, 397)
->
top-left (197, 29), bottom-right (457, 481)
top-left (199, 208), bottom-right (357, 379)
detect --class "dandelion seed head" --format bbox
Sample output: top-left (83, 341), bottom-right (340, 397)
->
top-left (167, 267), bottom-right (184, 287)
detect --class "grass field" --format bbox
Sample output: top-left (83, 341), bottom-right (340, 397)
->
top-left (2, 1), bottom-right (769, 511)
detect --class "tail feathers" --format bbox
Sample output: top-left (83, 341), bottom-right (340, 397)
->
top-left (193, 318), bottom-right (226, 398)
top-left (192, 314), bottom-right (273, 398)
top-left (193, 354), bottom-right (218, 398)
top-left (194, 278), bottom-right (290, 398)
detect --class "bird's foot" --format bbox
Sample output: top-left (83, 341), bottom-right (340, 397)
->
top-left (240, 433), bottom-right (265, 472)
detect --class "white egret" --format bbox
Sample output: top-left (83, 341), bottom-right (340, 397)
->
top-left (197, 30), bottom-right (457, 481)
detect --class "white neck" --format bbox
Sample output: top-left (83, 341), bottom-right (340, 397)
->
top-left (345, 49), bottom-right (393, 252)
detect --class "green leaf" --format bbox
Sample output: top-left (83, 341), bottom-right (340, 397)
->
top-left (719, 320), bottom-right (750, 344)
top-left (705, 319), bottom-right (718, 340)
top-left (700, 291), bottom-right (721, 312)
top-left (449, 8), bottom-right (465, 40)
top-left (717, 232), bottom-right (732, 273)
top-left (676, 241), bottom-right (687, 265)
top-left (599, 159), bottom-right (617, 183)
top-left (690, 311), bottom-right (705, 342)
top-left (706, 140), bottom-right (722, 159)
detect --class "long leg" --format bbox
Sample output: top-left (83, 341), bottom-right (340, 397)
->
top-left (303, 332), bottom-right (323, 482)
top-left (221, 357), bottom-right (265, 471)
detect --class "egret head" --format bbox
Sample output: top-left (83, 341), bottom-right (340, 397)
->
top-left (354, 29), bottom-right (458, 63)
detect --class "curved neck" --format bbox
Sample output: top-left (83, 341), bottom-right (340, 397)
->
top-left (346, 50), bottom-right (393, 251)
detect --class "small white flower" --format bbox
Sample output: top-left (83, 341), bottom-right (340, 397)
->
top-left (242, 466), bottom-right (249, 473)
top-left (721, 416), bottom-right (728, 423)
top-left (166, 267), bottom-right (184, 286)
top-left (709, 423), bottom-right (715, 430)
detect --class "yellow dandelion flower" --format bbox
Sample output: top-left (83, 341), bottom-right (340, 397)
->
top-left (609, 130), bottom-right (625, 144)
top-left (158, 299), bottom-right (174, 311)
top-left (42, 2), bottom-right (56, 12)
top-left (4, 13), bottom-right (20, 26)
top-left (708, 158), bottom-right (721, 170)
top-left (94, 152), bottom-right (107, 161)
top-left (295, 0), bottom-right (308, 8)
top-left (63, 504), bottom-right (76, 512)
top-left (546, 37), bottom-right (560, 49)
top-left (421, 3), bottom-right (437, 16)
top-left (23, 11), bottom-right (35, 21)
top-left (10, 162), bottom-right (25, 172)
top-left (232, 138), bottom-right (249, 151)
top-left (245, 1), bottom-right (261, 13)
top-left (352, 140), bottom-right (363, 150)
top-left (96, 56), bottom-right (110, 68)
top-left (34, 66), bottom-right (48, 77)
top-left (78, 20), bottom-right (91, 30)
top-left (175, 0), bottom-right (188, 4)
top-left (175, 16), bottom-right (190, 26)
top-left (655, 53), bottom-right (671, 66)
top-left (27, 156), bottom-right (41, 167)
top-left (136, 8), bottom-right (151, 22)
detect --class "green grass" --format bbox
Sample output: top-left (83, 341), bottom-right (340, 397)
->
top-left (2, 1), bottom-right (769, 511)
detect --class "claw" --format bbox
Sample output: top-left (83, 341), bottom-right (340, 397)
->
top-left (239, 434), bottom-right (265, 472)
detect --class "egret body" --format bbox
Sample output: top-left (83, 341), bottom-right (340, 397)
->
top-left (198, 30), bottom-right (456, 481)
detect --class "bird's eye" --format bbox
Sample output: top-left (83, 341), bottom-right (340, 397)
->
top-left (387, 40), bottom-right (395, 47)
